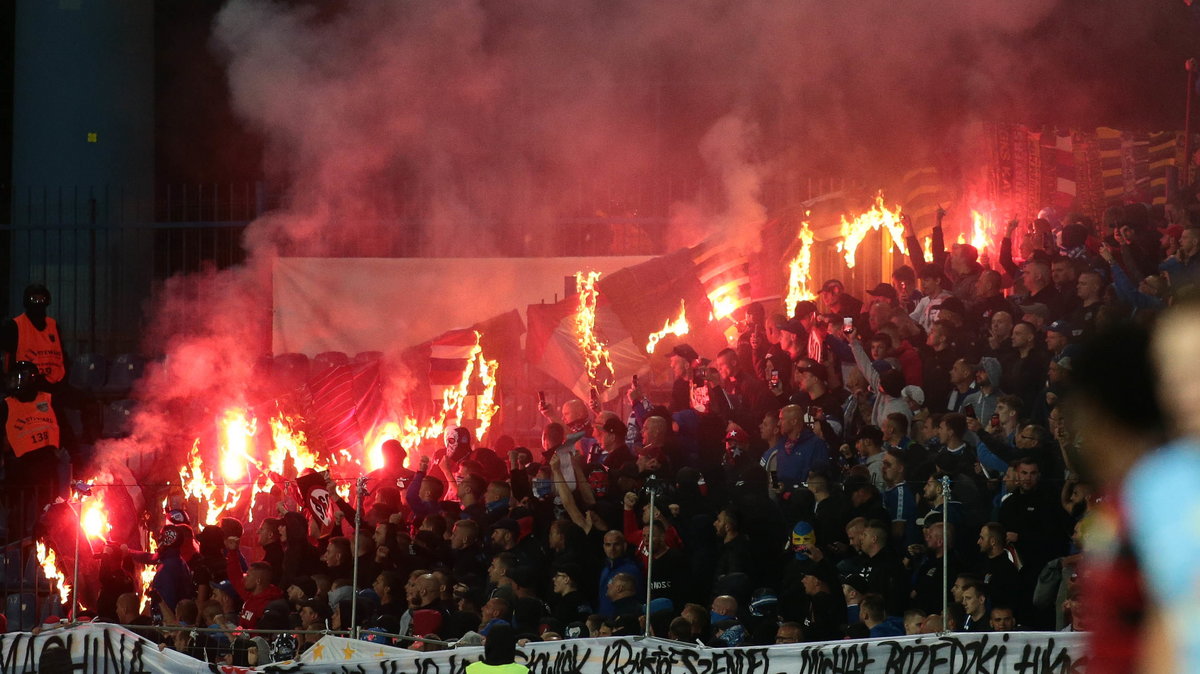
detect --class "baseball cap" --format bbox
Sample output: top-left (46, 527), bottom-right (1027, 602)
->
top-left (901, 385), bottom-right (925, 406)
top-left (670, 344), bottom-right (700, 362)
top-left (600, 417), bottom-right (627, 437)
top-left (779, 318), bottom-right (805, 335)
top-left (865, 283), bottom-right (899, 302)
top-left (724, 428), bottom-right (749, 444)
top-left (1046, 320), bottom-right (1072, 335)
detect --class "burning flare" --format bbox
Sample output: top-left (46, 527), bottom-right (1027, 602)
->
top-left (219, 407), bottom-right (257, 482)
top-left (80, 497), bottom-right (111, 546)
top-left (646, 301), bottom-right (689, 354)
top-left (36, 541), bottom-right (69, 605)
top-left (836, 193), bottom-right (908, 269)
top-left (574, 271), bottom-right (614, 387)
top-left (785, 219), bottom-right (816, 317)
top-left (707, 281), bottom-right (743, 321)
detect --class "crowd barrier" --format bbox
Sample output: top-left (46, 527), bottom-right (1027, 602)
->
top-left (0, 622), bottom-right (1087, 674)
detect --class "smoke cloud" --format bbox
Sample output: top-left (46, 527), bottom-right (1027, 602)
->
top-left (101, 0), bottom-right (1186, 469)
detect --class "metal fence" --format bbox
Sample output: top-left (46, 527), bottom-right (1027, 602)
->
top-left (0, 176), bottom-right (853, 358)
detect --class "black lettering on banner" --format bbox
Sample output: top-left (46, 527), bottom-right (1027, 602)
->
top-left (794, 641), bottom-right (874, 674)
top-left (523, 641), bottom-right (592, 674)
top-left (599, 639), bottom-right (771, 674)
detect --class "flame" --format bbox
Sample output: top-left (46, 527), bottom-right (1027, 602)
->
top-left (969, 210), bottom-right (994, 257)
top-left (574, 272), bottom-right (614, 388)
top-left (835, 192), bottom-right (908, 269)
top-left (923, 236), bottom-right (932, 263)
top-left (36, 541), bottom-right (70, 605)
top-left (80, 497), bottom-right (111, 545)
top-left (219, 407), bottom-right (257, 482)
top-left (475, 354), bottom-right (500, 440)
top-left (361, 330), bottom-right (499, 467)
top-left (785, 219), bottom-right (817, 317)
top-left (139, 535), bottom-right (157, 614)
top-left (708, 281), bottom-right (744, 321)
top-left (646, 301), bottom-right (689, 354)
top-left (269, 413), bottom-right (324, 477)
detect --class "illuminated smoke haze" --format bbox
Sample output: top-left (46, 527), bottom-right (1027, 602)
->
top-left (101, 0), bottom-right (1192, 468)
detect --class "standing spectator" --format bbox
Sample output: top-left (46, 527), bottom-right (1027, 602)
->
top-left (597, 531), bottom-right (641, 617)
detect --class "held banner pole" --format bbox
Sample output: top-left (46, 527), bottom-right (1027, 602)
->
top-left (350, 476), bottom-right (366, 639)
top-left (643, 485), bottom-right (656, 638)
top-left (940, 475), bottom-right (952, 634)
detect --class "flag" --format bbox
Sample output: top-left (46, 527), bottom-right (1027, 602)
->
top-left (297, 470), bottom-right (333, 527)
top-left (1043, 130), bottom-right (1076, 211)
top-left (306, 360), bottom-right (386, 458)
top-left (690, 238), bottom-right (752, 319)
top-left (1147, 131), bottom-right (1179, 205)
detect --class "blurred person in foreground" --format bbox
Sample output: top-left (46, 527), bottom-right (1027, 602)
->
top-left (1075, 321), bottom-right (1163, 672)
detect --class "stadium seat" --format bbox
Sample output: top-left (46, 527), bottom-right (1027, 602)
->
top-left (5, 592), bottom-right (36, 632)
top-left (68, 353), bottom-right (108, 392)
top-left (100, 400), bottom-right (136, 439)
top-left (273, 352), bottom-right (310, 391)
top-left (312, 351), bottom-right (350, 375)
top-left (100, 354), bottom-right (146, 396)
top-left (353, 351), bottom-right (383, 364)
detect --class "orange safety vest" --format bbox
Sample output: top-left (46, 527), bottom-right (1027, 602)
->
top-left (13, 314), bottom-right (65, 384)
top-left (5, 392), bottom-right (59, 457)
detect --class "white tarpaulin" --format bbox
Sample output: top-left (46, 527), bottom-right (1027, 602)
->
top-left (272, 256), bottom-right (651, 357)
top-left (0, 624), bottom-right (1088, 674)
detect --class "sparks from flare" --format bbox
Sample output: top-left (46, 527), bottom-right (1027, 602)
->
top-left (785, 219), bottom-right (817, 317)
top-left (836, 193), bottom-right (908, 269)
top-left (574, 272), bottom-right (614, 388)
top-left (646, 301), bottom-right (689, 354)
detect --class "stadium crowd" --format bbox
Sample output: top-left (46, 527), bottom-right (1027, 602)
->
top-left (5, 201), bottom-right (1197, 668)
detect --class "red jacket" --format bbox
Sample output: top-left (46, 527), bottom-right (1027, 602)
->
top-left (227, 550), bottom-right (284, 629)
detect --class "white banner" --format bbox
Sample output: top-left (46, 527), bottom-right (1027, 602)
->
top-left (0, 625), bottom-right (1087, 674)
top-left (272, 256), bottom-right (651, 356)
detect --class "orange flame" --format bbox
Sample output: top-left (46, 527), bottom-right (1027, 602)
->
top-left (836, 192), bottom-right (908, 269)
top-left (362, 330), bottom-right (499, 467)
top-left (80, 497), bottom-right (111, 546)
top-left (922, 236), bottom-right (933, 263)
top-left (476, 353), bottom-right (500, 440)
top-left (785, 219), bottom-right (817, 317)
top-left (646, 301), bottom-right (689, 354)
top-left (268, 413), bottom-right (324, 477)
top-left (219, 407), bottom-right (257, 482)
top-left (575, 272), bottom-right (614, 388)
top-left (138, 535), bottom-right (157, 614)
top-left (969, 210), bottom-right (994, 257)
top-left (707, 281), bottom-right (744, 321)
top-left (36, 541), bottom-right (69, 605)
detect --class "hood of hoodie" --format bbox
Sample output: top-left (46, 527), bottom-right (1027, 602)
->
top-left (978, 357), bottom-right (1002, 389)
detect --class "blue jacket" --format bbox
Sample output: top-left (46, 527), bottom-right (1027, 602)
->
top-left (773, 429), bottom-right (830, 484)
top-left (597, 555), bottom-right (642, 617)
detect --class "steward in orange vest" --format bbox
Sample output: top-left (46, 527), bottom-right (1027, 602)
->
top-left (2, 360), bottom-right (63, 510)
top-left (1, 284), bottom-right (66, 386)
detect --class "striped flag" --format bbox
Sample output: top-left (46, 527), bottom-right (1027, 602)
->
top-left (690, 237), bottom-right (752, 318)
top-left (1147, 131), bottom-right (1179, 205)
top-left (428, 329), bottom-right (481, 405)
top-left (1044, 130), bottom-right (1076, 211)
top-left (307, 360), bottom-right (384, 456)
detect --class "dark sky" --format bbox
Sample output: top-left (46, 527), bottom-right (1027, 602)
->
top-left (154, 0), bottom-right (1199, 186)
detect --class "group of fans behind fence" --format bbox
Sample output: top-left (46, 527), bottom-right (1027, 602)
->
top-left (8, 201), bottom-right (1199, 666)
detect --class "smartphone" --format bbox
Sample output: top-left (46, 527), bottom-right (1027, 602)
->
top-left (964, 405), bottom-right (976, 419)
top-left (632, 374), bottom-right (639, 388)
top-left (990, 413), bottom-right (1000, 426)
top-left (589, 386), bottom-right (600, 410)
top-left (537, 391), bottom-right (547, 406)
top-left (842, 316), bottom-right (854, 334)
